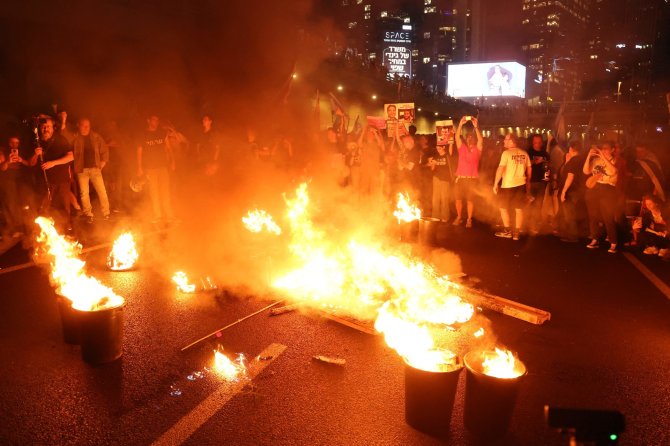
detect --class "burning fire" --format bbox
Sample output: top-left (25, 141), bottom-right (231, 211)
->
top-left (172, 271), bottom-right (196, 293)
top-left (393, 192), bottom-right (421, 223)
top-left (213, 349), bottom-right (247, 380)
top-left (242, 209), bottom-right (282, 235)
top-left (268, 183), bottom-right (476, 371)
top-left (107, 232), bottom-right (139, 271)
top-left (34, 217), bottom-right (124, 311)
top-left (481, 348), bottom-right (524, 379)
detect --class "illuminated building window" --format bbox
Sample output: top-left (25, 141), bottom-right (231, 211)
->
top-left (423, 32), bottom-right (431, 39)
top-left (424, 0), bottom-right (431, 4)
top-left (423, 57), bottom-right (431, 63)
top-left (424, 6), bottom-right (436, 13)
top-left (615, 43), bottom-right (626, 48)
top-left (364, 12), bottom-right (370, 19)
top-left (590, 54), bottom-right (598, 59)
top-left (529, 43), bottom-right (541, 49)
top-left (522, 19), bottom-right (530, 24)
top-left (411, 50), bottom-right (419, 56)
top-left (364, 4), bottom-right (371, 11)
top-left (342, 0), bottom-right (349, 5)
top-left (380, 11), bottom-right (387, 17)
top-left (356, 0), bottom-right (362, 3)
top-left (369, 53), bottom-right (376, 59)
top-left (348, 22), bottom-right (357, 29)
top-left (404, 17), bottom-right (411, 23)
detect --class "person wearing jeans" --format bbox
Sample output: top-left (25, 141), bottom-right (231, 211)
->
top-left (583, 142), bottom-right (619, 253)
top-left (72, 118), bottom-right (110, 222)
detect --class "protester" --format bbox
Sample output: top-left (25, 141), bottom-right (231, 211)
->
top-left (558, 140), bottom-right (584, 242)
top-left (29, 118), bottom-right (74, 231)
top-left (101, 120), bottom-right (131, 213)
top-left (453, 116), bottom-right (483, 228)
top-left (583, 141), bottom-right (619, 253)
top-left (417, 134), bottom-right (435, 215)
top-left (72, 118), bottom-right (111, 222)
top-left (527, 134), bottom-right (550, 234)
top-left (351, 126), bottom-right (384, 200)
top-left (195, 114), bottom-right (221, 177)
top-left (0, 136), bottom-right (31, 236)
top-left (627, 143), bottom-right (665, 203)
top-left (137, 115), bottom-right (177, 225)
top-left (429, 142), bottom-right (457, 222)
top-left (394, 121), bottom-right (421, 198)
top-left (632, 195), bottom-right (669, 258)
top-left (548, 133), bottom-right (566, 230)
top-left (493, 133), bottom-right (531, 240)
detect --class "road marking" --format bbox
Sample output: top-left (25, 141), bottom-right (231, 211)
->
top-left (151, 343), bottom-right (287, 446)
top-left (623, 252), bottom-right (670, 300)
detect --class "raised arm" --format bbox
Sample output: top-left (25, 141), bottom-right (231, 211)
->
top-left (455, 117), bottom-right (465, 147)
top-left (472, 117), bottom-right (483, 150)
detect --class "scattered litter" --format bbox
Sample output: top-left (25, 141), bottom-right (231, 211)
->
top-left (312, 355), bottom-right (346, 366)
top-left (257, 355), bottom-right (274, 361)
top-left (270, 304), bottom-right (298, 316)
top-left (169, 385), bottom-right (182, 397)
top-left (187, 371), bottom-right (205, 381)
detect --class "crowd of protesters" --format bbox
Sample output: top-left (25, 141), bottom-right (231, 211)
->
top-left (0, 105), bottom-right (668, 259)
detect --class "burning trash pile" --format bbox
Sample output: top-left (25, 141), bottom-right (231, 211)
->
top-left (34, 217), bottom-right (125, 364)
top-left (107, 232), bottom-right (139, 271)
top-left (241, 183), bottom-right (526, 438)
top-left (172, 271), bottom-right (217, 294)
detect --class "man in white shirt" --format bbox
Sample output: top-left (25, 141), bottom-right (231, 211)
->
top-left (493, 133), bottom-right (531, 240)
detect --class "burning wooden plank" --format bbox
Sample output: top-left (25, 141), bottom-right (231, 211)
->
top-left (458, 287), bottom-right (551, 325)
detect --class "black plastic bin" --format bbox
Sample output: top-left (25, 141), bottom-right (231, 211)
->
top-left (74, 304), bottom-right (125, 364)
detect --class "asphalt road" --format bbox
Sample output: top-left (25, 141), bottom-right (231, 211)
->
top-left (1, 222), bottom-right (669, 446)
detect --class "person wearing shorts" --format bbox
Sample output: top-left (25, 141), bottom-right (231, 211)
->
top-left (453, 116), bottom-right (483, 228)
top-left (493, 133), bottom-right (531, 240)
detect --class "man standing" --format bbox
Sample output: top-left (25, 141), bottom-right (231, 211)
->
top-left (72, 118), bottom-right (110, 222)
top-left (454, 116), bottom-right (483, 228)
top-left (195, 114), bottom-right (220, 177)
top-left (137, 115), bottom-right (176, 224)
top-left (558, 140), bottom-right (584, 242)
top-left (527, 134), bottom-right (550, 233)
top-left (0, 136), bottom-right (31, 236)
top-left (493, 133), bottom-right (531, 240)
top-left (29, 118), bottom-right (74, 230)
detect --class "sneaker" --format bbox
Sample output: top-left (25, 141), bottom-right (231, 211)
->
top-left (465, 219), bottom-right (473, 228)
top-left (452, 218), bottom-right (462, 226)
top-left (495, 228), bottom-right (512, 239)
top-left (643, 246), bottom-right (659, 255)
top-left (586, 239), bottom-right (599, 249)
top-left (608, 244), bottom-right (617, 254)
top-left (512, 231), bottom-right (520, 241)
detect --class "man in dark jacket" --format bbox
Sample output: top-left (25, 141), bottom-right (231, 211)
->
top-left (72, 117), bottom-right (110, 222)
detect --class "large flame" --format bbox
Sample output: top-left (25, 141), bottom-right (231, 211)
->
top-left (268, 183), bottom-right (475, 371)
top-left (213, 349), bottom-right (247, 381)
top-left (107, 232), bottom-right (139, 270)
top-left (393, 192), bottom-right (421, 223)
top-left (242, 209), bottom-right (282, 235)
top-left (34, 217), bottom-right (124, 311)
top-left (172, 271), bottom-right (196, 293)
top-left (481, 348), bottom-right (524, 378)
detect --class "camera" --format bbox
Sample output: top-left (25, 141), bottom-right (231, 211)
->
top-left (545, 406), bottom-right (624, 445)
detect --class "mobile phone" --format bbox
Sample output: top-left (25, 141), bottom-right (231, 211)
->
top-left (465, 116), bottom-right (472, 121)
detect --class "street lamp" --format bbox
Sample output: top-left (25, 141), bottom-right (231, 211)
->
top-left (337, 85), bottom-right (343, 91)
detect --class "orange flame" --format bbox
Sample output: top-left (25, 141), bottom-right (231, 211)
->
top-left (268, 183), bottom-right (475, 371)
top-left (172, 271), bottom-right (196, 293)
top-left (242, 209), bottom-right (282, 235)
top-left (34, 217), bottom-right (124, 311)
top-left (107, 232), bottom-right (139, 270)
top-left (481, 348), bottom-right (525, 378)
top-left (213, 349), bottom-right (247, 380)
top-left (393, 192), bottom-right (421, 223)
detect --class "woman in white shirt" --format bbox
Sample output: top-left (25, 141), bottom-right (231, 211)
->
top-left (583, 141), bottom-right (619, 253)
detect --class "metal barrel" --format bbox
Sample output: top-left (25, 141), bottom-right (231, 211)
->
top-left (74, 304), bottom-right (125, 364)
top-left (404, 361), bottom-right (463, 437)
top-left (418, 217), bottom-right (441, 246)
top-left (57, 295), bottom-right (80, 345)
top-left (399, 220), bottom-right (419, 243)
top-left (463, 351), bottom-right (527, 439)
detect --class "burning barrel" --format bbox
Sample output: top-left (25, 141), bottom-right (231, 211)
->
top-left (418, 218), bottom-right (440, 246)
top-left (404, 360), bottom-right (463, 436)
top-left (74, 302), bottom-right (125, 364)
top-left (57, 295), bottom-right (80, 344)
top-left (463, 349), bottom-right (527, 439)
top-left (399, 220), bottom-right (419, 243)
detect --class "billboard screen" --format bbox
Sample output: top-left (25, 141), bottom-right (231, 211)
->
top-left (447, 62), bottom-right (526, 98)
top-left (382, 28), bottom-right (412, 79)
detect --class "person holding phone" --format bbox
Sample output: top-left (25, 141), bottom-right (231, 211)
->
top-left (583, 141), bottom-right (618, 253)
top-left (453, 115), bottom-right (483, 228)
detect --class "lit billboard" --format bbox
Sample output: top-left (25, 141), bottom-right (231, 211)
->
top-left (447, 62), bottom-right (526, 98)
top-left (382, 27), bottom-right (412, 79)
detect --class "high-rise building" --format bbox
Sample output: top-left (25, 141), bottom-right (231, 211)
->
top-left (335, 0), bottom-right (483, 92)
top-left (520, 0), bottom-right (590, 102)
top-left (584, 0), bottom-right (668, 104)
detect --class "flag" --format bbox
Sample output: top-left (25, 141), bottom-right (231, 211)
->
top-left (328, 92), bottom-right (347, 117)
top-left (554, 102), bottom-right (567, 143)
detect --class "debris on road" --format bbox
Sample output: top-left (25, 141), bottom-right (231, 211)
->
top-left (270, 304), bottom-right (298, 316)
top-left (312, 355), bottom-right (346, 366)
